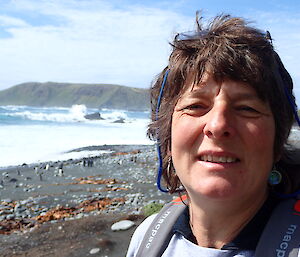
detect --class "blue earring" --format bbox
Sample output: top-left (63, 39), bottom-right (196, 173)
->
top-left (268, 167), bottom-right (282, 185)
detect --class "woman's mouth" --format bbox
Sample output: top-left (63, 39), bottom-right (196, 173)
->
top-left (199, 155), bottom-right (240, 163)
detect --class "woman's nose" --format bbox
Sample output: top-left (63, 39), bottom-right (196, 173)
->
top-left (203, 105), bottom-right (234, 139)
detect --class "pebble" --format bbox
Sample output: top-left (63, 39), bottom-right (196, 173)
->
top-left (111, 220), bottom-right (135, 231)
top-left (89, 248), bottom-right (100, 254)
top-left (6, 214), bottom-right (15, 220)
top-left (75, 213), bottom-right (84, 219)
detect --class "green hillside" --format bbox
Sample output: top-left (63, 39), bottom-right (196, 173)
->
top-left (0, 82), bottom-right (150, 111)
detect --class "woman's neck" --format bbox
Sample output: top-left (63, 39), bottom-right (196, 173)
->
top-left (188, 191), bottom-right (268, 249)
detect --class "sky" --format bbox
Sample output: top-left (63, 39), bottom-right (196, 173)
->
top-left (0, 0), bottom-right (299, 104)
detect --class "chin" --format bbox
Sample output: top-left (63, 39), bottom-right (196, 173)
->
top-left (190, 178), bottom-right (239, 200)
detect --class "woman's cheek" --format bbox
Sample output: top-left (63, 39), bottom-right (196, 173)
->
top-left (172, 116), bottom-right (199, 146)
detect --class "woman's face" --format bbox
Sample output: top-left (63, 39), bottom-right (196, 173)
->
top-left (171, 75), bottom-right (275, 202)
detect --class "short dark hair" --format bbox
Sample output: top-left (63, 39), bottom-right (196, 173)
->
top-left (147, 13), bottom-right (296, 193)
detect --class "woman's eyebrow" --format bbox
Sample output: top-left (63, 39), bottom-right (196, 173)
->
top-left (230, 92), bottom-right (261, 101)
top-left (183, 88), bottom-right (211, 98)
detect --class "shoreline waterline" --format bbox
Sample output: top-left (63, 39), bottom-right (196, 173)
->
top-left (0, 143), bottom-right (155, 170)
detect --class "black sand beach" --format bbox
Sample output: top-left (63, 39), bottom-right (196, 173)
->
top-left (0, 144), bottom-right (173, 257)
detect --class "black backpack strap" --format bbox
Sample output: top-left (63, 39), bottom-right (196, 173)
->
top-left (255, 198), bottom-right (300, 257)
top-left (136, 196), bottom-right (187, 257)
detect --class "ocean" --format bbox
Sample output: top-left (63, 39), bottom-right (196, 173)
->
top-left (1, 105), bottom-right (300, 169)
top-left (0, 105), bottom-right (152, 168)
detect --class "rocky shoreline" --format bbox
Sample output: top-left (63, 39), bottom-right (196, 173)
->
top-left (0, 144), bottom-right (173, 256)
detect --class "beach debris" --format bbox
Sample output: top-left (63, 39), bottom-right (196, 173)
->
top-left (112, 150), bottom-right (141, 156)
top-left (35, 206), bottom-right (76, 222)
top-left (45, 176), bottom-right (127, 191)
top-left (0, 219), bottom-right (35, 235)
top-left (89, 248), bottom-right (100, 254)
top-left (111, 220), bottom-right (135, 231)
top-left (35, 197), bottom-right (125, 223)
top-left (76, 177), bottom-right (117, 185)
top-left (0, 196), bottom-right (125, 234)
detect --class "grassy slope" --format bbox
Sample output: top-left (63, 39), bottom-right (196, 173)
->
top-left (0, 82), bottom-right (150, 110)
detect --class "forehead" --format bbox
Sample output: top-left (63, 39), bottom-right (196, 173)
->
top-left (180, 75), bottom-right (259, 100)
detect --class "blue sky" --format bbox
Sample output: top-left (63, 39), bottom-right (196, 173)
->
top-left (0, 0), bottom-right (299, 104)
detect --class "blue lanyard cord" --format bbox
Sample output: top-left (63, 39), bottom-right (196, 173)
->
top-left (155, 69), bottom-right (170, 118)
top-left (156, 144), bottom-right (168, 192)
top-left (155, 69), bottom-right (170, 193)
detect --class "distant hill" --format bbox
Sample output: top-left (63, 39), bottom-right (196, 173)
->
top-left (0, 82), bottom-right (150, 111)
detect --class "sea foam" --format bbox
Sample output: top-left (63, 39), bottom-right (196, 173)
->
top-left (0, 105), bottom-right (151, 167)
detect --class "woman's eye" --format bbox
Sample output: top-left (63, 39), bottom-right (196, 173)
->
top-left (237, 106), bottom-right (260, 116)
top-left (179, 104), bottom-right (208, 115)
top-left (239, 106), bottom-right (257, 112)
top-left (187, 105), bottom-right (204, 109)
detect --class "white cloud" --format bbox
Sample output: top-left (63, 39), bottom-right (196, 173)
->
top-left (0, 15), bottom-right (28, 27)
top-left (0, 0), bottom-right (193, 90)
